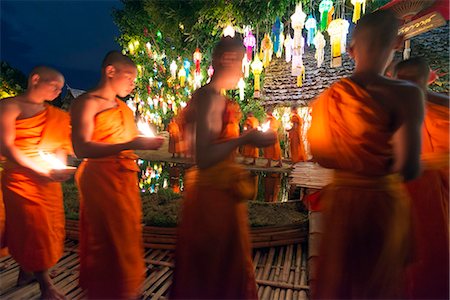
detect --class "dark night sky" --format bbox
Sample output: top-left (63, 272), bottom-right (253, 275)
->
top-left (1, 0), bottom-right (123, 91)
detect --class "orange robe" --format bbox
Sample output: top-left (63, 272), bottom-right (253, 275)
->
top-left (168, 120), bottom-right (181, 154)
top-left (1, 105), bottom-right (72, 271)
top-left (405, 101), bottom-right (449, 299)
top-left (307, 78), bottom-right (412, 299)
top-left (222, 100), bottom-right (242, 139)
top-left (264, 173), bottom-right (281, 202)
top-left (242, 116), bottom-right (259, 158)
top-left (75, 99), bottom-right (145, 299)
top-left (263, 115), bottom-right (281, 160)
top-left (289, 113), bottom-right (307, 163)
top-left (0, 160), bottom-right (8, 257)
top-left (171, 100), bottom-right (258, 299)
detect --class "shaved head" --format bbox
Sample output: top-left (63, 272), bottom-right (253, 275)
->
top-left (212, 36), bottom-right (245, 70)
top-left (394, 57), bottom-right (430, 89)
top-left (101, 51), bottom-right (136, 70)
top-left (28, 66), bottom-right (64, 82)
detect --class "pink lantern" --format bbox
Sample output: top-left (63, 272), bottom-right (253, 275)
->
top-left (243, 30), bottom-right (256, 61)
top-left (193, 48), bottom-right (202, 74)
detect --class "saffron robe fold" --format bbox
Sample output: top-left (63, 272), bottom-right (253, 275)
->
top-left (242, 116), bottom-right (259, 158)
top-left (171, 100), bottom-right (258, 299)
top-left (405, 101), bottom-right (449, 300)
top-left (76, 99), bottom-right (145, 299)
top-left (308, 78), bottom-right (412, 299)
top-left (263, 116), bottom-right (281, 160)
top-left (2, 105), bottom-right (72, 271)
top-left (289, 113), bottom-right (307, 163)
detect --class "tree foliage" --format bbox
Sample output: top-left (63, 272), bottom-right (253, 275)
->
top-left (0, 61), bottom-right (27, 99)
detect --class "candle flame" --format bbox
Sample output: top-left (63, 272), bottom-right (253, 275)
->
top-left (284, 122), bottom-right (293, 131)
top-left (39, 151), bottom-right (66, 170)
top-left (137, 120), bottom-right (155, 137)
top-left (261, 121), bottom-right (271, 132)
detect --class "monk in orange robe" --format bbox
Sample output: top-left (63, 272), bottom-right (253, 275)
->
top-left (170, 37), bottom-right (276, 299)
top-left (288, 106), bottom-right (307, 164)
top-left (264, 173), bottom-right (281, 202)
top-left (394, 57), bottom-right (449, 300)
top-left (0, 66), bottom-right (72, 299)
top-left (242, 112), bottom-right (259, 165)
top-left (263, 108), bottom-right (283, 168)
top-left (71, 51), bottom-right (163, 299)
top-left (308, 10), bottom-right (424, 299)
top-left (168, 117), bottom-right (182, 158)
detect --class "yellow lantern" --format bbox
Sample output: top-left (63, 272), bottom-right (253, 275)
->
top-left (327, 19), bottom-right (346, 67)
top-left (260, 33), bottom-right (273, 68)
top-left (251, 55), bottom-right (263, 98)
top-left (178, 68), bottom-right (186, 87)
top-left (351, 0), bottom-right (366, 23)
top-left (313, 31), bottom-right (326, 68)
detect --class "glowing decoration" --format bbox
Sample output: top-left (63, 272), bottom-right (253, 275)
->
top-left (327, 19), bottom-right (347, 67)
top-left (223, 25), bottom-right (235, 37)
top-left (319, 0), bottom-right (333, 31)
top-left (193, 48), bottom-right (202, 74)
top-left (137, 119), bottom-right (155, 137)
top-left (128, 41), bottom-right (135, 55)
top-left (170, 60), bottom-right (177, 79)
top-left (284, 34), bottom-right (293, 63)
top-left (291, 3), bottom-right (306, 80)
top-left (137, 65), bottom-right (143, 76)
top-left (261, 33), bottom-right (273, 68)
top-left (340, 19), bottom-right (350, 54)
top-left (145, 42), bottom-right (153, 57)
top-left (351, 0), bottom-right (366, 23)
top-left (242, 55), bottom-right (250, 78)
top-left (39, 151), bottom-right (67, 170)
top-left (297, 66), bottom-right (306, 87)
top-left (277, 32), bottom-right (285, 58)
top-left (313, 31), bottom-right (326, 68)
top-left (183, 59), bottom-right (191, 78)
top-left (207, 65), bottom-right (214, 83)
top-left (193, 72), bottom-right (203, 90)
top-left (237, 77), bottom-right (245, 101)
top-left (251, 55), bottom-right (263, 98)
top-left (272, 17), bottom-right (283, 55)
top-left (260, 121), bottom-right (271, 132)
top-left (243, 30), bottom-right (256, 61)
top-left (178, 68), bottom-right (186, 87)
top-left (305, 16), bottom-right (317, 47)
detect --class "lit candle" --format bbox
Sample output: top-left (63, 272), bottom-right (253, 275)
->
top-left (137, 120), bottom-right (155, 137)
top-left (39, 151), bottom-right (67, 170)
top-left (260, 121), bottom-right (271, 132)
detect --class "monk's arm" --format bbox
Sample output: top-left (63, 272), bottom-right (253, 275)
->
top-left (392, 86), bottom-right (424, 181)
top-left (427, 90), bottom-right (449, 107)
top-left (0, 102), bottom-right (49, 175)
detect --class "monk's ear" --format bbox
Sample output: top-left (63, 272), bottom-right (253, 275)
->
top-left (394, 34), bottom-right (405, 51)
top-left (105, 65), bottom-right (116, 78)
top-left (347, 45), bottom-right (355, 59)
top-left (31, 74), bottom-right (40, 85)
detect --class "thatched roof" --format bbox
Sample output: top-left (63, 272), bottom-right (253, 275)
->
top-left (262, 22), bottom-right (449, 106)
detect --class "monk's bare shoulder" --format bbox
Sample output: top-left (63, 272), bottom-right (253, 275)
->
top-left (70, 92), bottom-right (101, 114)
top-left (383, 78), bottom-right (424, 107)
top-left (0, 96), bottom-right (22, 117)
top-left (427, 90), bottom-right (450, 107)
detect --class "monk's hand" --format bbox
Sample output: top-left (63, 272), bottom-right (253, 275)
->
top-left (48, 169), bottom-right (73, 182)
top-left (242, 129), bottom-right (277, 147)
top-left (130, 136), bottom-right (165, 150)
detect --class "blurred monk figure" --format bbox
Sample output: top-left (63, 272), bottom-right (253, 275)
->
top-left (168, 117), bottom-right (182, 158)
top-left (170, 37), bottom-right (276, 299)
top-left (71, 51), bottom-right (163, 299)
top-left (308, 10), bottom-right (424, 299)
top-left (263, 107), bottom-right (283, 168)
top-left (394, 57), bottom-right (449, 300)
top-left (0, 66), bottom-right (71, 299)
top-left (264, 173), bottom-right (281, 202)
top-left (287, 106), bottom-right (307, 164)
top-left (242, 111), bottom-right (259, 165)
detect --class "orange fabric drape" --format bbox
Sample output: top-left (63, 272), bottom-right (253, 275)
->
top-left (76, 99), bottom-right (145, 299)
top-left (289, 113), bottom-right (307, 163)
top-left (404, 101), bottom-right (449, 300)
top-left (263, 115), bottom-right (281, 160)
top-left (308, 78), bottom-right (412, 299)
top-left (2, 105), bottom-right (71, 271)
top-left (242, 116), bottom-right (260, 158)
top-left (171, 100), bottom-right (258, 299)
top-left (168, 120), bottom-right (182, 154)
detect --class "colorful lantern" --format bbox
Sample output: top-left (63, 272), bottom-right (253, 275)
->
top-left (193, 48), bottom-right (202, 74)
top-left (351, 0), bottom-right (366, 23)
top-left (261, 33), bottom-right (273, 68)
top-left (243, 30), bottom-right (256, 61)
top-left (305, 16), bottom-right (317, 47)
top-left (277, 32), bottom-right (285, 58)
top-left (170, 60), bottom-right (177, 79)
top-left (178, 68), bottom-right (186, 87)
top-left (291, 3), bottom-right (306, 82)
top-left (251, 55), bottom-right (263, 98)
top-left (223, 25), bottom-right (235, 37)
top-left (242, 55), bottom-right (250, 78)
top-left (145, 42), bottom-right (153, 58)
top-left (183, 59), bottom-right (191, 78)
top-left (319, 0), bottom-right (333, 31)
top-left (327, 19), bottom-right (346, 67)
top-left (272, 17), bottom-right (282, 55)
top-left (284, 33), bottom-right (293, 63)
top-left (237, 77), bottom-right (245, 101)
top-left (313, 31), bottom-right (326, 68)
top-left (207, 65), bottom-right (214, 83)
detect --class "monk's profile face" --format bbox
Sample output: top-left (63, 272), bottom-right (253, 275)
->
top-left (32, 74), bottom-right (64, 101)
top-left (108, 63), bottom-right (137, 97)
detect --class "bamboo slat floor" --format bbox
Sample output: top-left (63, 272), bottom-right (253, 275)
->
top-left (0, 240), bottom-right (309, 300)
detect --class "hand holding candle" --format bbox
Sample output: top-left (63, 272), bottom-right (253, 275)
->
top-left (133, 119), bottom-right (164, 150)
top-left (39, 151), bottom-right (76, 180)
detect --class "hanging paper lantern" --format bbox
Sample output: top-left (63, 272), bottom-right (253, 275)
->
top-left (305, 16), bottom-right (317, 47)
top-left (128, 41), bottom-right (136, 55)
top-left (272, 17), bottom-right (282, 55)
top-left (183, 59), bottom-right (191, 78)
top-left (242, 55), bottom-right (250, 78)
top-left (223, 25), bottom-right (235, 37)
top-left (251, 55), bottom-right (263, 98)
top-left (237, 77), bottom-right (245, 101)
top-left (193, 72), bottom-right (203, 90)
top-left (260, 33), bottom-right (273, 68)
top-left (243, 30), bottom-right (256, 61)
top-left (145, 42), bottom-right (153, 58)
top-left (291, 3), bottom-right (306, 81)
top-left (351, 0), bottom-right (366, 23)
top-left (327, 19), bottom-right (346, 67)
top-left (170, 60), bottom-right (177, 79)
top-left (207, 65), bottom-right (214, 83)
top-left (340, 19), bottom-right (350, 54)
top-left (178, 68), bottom-right (186, 87)
top-left (319, 0), bottom-right (333, 31)
top-left (313, 31), bottom-right (326, 68)
top-left (284, 34), bottom-right (293, 63)
top-left (193, 48), bottom-right (202, 74)
top-left (277, 32), bottom-right (285, 58)
top-left (297, 66), bottom-right (306, 87)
